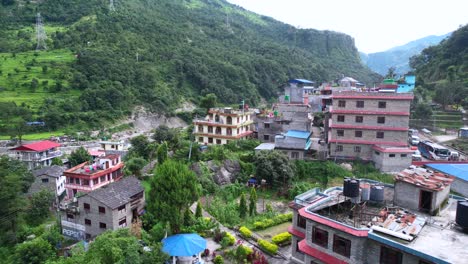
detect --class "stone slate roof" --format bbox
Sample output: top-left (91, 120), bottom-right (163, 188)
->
top-left (32, 165), bottom-right (64, 178)
top-left (87, 177), bottom-right (143, 209)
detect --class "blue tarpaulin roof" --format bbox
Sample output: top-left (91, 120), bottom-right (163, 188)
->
top-left (286, 130), bottom-right (311, 139)
top-left (426, 164), bottom-right (468, 182)
top-left (288, 79), bottom-right (315, 84)
top-left (162, 233), bottom-right (206, 257)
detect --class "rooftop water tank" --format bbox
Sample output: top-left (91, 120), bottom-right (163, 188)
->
top-left (456, 201), bottom-right (468, 231)
top-left (361, 184), bottom-right (371, 201)
top-left (343, 178), bottom-right (360, 198)
top-left (370, 185), bottom-right (384, 202)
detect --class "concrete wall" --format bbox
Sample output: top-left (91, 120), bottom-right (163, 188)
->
top-left (433, 185), bottom-right (450, 212)
top-left (28, 175), bottom-right (57, 196)
top-left (330, 128), bottom-right (407, 143)
top-left (332, 114), bottom-right (409, 128)
top-left (291, 236), bottom-right (305, 263)
top-left (332, 97), bottom-right (411, 112)
top-left (373, 152), bottom-right (412, 172)
top-left (393, 181), bottom-right (421, 211)
top-left (366, 240), bottom-right (426, 264)
top-left (329, 143), bottom-right (373, 159)
top-left (451, 178), bottom-right (468, 198)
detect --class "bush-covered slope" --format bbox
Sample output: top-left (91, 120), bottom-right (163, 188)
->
top-left (0, 0), bottom-right (379, 132)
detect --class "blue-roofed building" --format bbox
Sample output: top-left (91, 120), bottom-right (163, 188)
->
top-left (288, 79), bottom-right (315, 85)
top-left (397, 75), bottom-right (416, 93)
top-left (274, 130), bottom-right (312, 160)
top-left (426, 163), bottom-right (468, 197)
top-left (284, 79), bottom-right (315, 104)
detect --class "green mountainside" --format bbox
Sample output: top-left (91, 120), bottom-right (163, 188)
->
top-left (0, 0), bottom-right (379, 133)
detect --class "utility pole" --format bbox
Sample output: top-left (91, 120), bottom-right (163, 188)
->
top-left (35, 13), bottom-right (47, 51)
top-left (188, 115), bottom-right (197, 161)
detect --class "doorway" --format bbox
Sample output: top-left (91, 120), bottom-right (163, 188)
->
top-left (419, 190), bottom-right (432, 212)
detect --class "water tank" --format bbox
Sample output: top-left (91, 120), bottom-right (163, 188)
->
top-left (361, 184), bottom-right (371, 201)
top-left (370, 185), bottom-right (385, 202)
top-left (343, 178), bottom-right (360, 197)
top-left (456, 201), bottom-right (468, 230)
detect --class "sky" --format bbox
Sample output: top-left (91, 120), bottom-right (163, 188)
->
top-left (226, 0), bottom-right (468, 53)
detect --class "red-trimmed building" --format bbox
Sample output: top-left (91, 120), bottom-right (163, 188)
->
top-left (64, 154), bottom-right (124, 198)
top-left (326, 91), bottom-right (414, 172)
top-left (193, 107), bottom-right (254, 145)
top-left (10, 140), bottom-right (62, 170)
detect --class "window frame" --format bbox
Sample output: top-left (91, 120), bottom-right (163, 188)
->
top-left (356, 101), bottom-right (364, 108)
top-left (297, 215), bottom-right (306, 229)
top-left (99, 206), bottom-right (106, 214)
top-left (376, 131), bottom-right (385, 139)
top-left (333, 235), bottom-right (351, 258)
top-left (337, 130), bottom-right (344, 137)
top-left (378, 101), bottom-right (387, 109)
top-left (354, 146), bottom-right (361, 153)
top-left (99, 222), bottom-right (107, 229)
top-left (355, 131), bottom-right (362, 138)
top-left (337, 115), bottom-right (345, 122)
top-left (312, 226), bottom-right (329, 248)
top-left (355, 116), bottom-right (363, 123)
top-left (85, 218), bottom-right (91, 226)
top-left (380, 246), bottom-right (403, 264)
top-left (338, 100), bottom-right (346, 107)
top-left (377, 116), bottom-right (386, 124)
top-left (336, 145), bottom-right (343, 152)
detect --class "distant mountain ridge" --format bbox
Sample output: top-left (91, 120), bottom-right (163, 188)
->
top-left (361, 33), bottom-right (451, 75)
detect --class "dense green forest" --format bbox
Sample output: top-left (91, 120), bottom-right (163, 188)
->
top-left (410, 24), bottom-right (468, 114)
top-left (0, 0), bottom-right (379, 134)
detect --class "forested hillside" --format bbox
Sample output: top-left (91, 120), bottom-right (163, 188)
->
top-left (410, 24), bottom-right (468, 109)
top-left (0, 0), bottom-right (379, 133)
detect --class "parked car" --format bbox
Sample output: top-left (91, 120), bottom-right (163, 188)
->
top-left (409, 135), bottom-right (420, 146)
top-left (408, 129), bottom-right (419, 136)
top-left (412, 150), bottom-right (422, 161)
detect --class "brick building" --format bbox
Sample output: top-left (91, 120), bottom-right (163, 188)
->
top-left (61, 176), bottom-right (144, 240)
top-left (193, 107), bottom-right (254, 145)
top-left (327, 91), bottom-right (414, 172)
top-left (10, 140), bottom-right (62, 170)
top-left (64, 154), bottom-right (124, 198)
top-left (288, 170), bottom-right (464, 264)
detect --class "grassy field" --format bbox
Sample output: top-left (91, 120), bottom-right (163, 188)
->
top-left (0, 49), bottom-right (78, 111)
top-left (446, 138), bottom-right (468, 153)
top-left (0, 130), bottom-right (65, 141)
top-left (256, 222), bottom-right (290, 239)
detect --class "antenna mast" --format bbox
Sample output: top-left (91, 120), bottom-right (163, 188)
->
top-left (109, 0), bottom-right (116, 11)
top-left (35, 13), bottom-right (47, 51)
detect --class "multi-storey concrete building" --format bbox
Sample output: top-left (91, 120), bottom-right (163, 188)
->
top-left (327, 91), bottom-right (414, 172)
top-left (64, 154), bottom-right (124, 198)
top-left (61, 176), bottom-right (144, 240)
top-left (29, 165), bottom-right (66, 201)
top-left (193, 107), bottom-right (254, 145)
top-left (288, 168), bottom-right (465, 264)
top-left (10, 140), bottom-right (62, 170)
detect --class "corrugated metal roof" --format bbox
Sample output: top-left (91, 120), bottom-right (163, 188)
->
top-left (254, 143), bottom-right (275, 150)
top-left (11, 140), bottom-right (61, 152)
top-left (286, 130), bottom-right (311, 139)
top-left (86, 176), bottom-right (143, 209)
top-left (427, 164), bottom-right (468, 182)
top-left (288, 79), bottom-right (315, 84)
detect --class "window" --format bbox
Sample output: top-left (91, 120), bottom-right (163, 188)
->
top-left (118, 205), bottom-right (126, 214)
top-left (198, 137), bottom-right (203, 143)
top-left (215, 127), bottom-right (221, 135)
top-left (85, 219), bottom-right (91, 226)
top-left (336, 145), bottom-right (343, 152)
top-left (297, 215), bottom-right (306, 229)
top-left (99, 206), bottom-right (106, 214)
top-left (377, 117), bottom-right (386, 124)
top-left (333, 235), bottom-right (351, 258)
top-left (380, 246), bottom-right (402, 264)
top-left (226, 116), bottom-right (232, 125)
top-left (379, 101), bottom-right (387, 108)
top-left (389, 154), bottom-right (396, 158)
top-left (264, 123), bottom-right (270, 128)
top-left (119, 217), bottom-right (127, 227)
top-left (337, 130), bottom-right (344, 137)
top-left (296, 241), bottom-right (301, 252)
top-left (418, 260), bottom-right (432, 264)
top-left (208, 126), bottom-right (213, 133)
top-left (337, 115), bottom-right (345, 122)
top-left (355, 116), bottom-right (363, 123)
top-left (216, 139), bottom-right (222, 145)
top-left (208, 138), bottom-right (213, 143)
top-left (355, 131), bottom-right (362, 138)
top-left (376, 132), bottom-right (384, 139)
top-left (312, 227), bottom-right (328, 248)
top-left (66, 214), bottom-right (74, 220)
top-left (356, 101), bottom-right (364, 108)
top-left (354, 146), bottom-right (361, 153)
top-left (99, 222), bottom-right (107, 229)
top-left (198, 125), bottom-right (203, 133)
top-left (291, 152), bottom-right (299, 159)
top-left (83, 179), bottom-right (89, 186)
top-left (41, 178), bottom-right (49, 183)
top-left (375, 151), bottom-right (380, 155)
top-left (401, 154), bottom-right (407, 157)
top-left (263, 135), bottom-right (270, 141)
top-left (338, 100), bottom-right (346, 107)
top-left (85, 233), bottom-right (91, 240)
top-left (84, 203), bottom-right (90, 212)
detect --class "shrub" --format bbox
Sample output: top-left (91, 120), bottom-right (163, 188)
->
top-left (272, 232), bottom-right (292, 245)
top-left (253, 213), bottom-right (293, 230)
top-left (236, 244), bottom-right (253, 261)
top-left (258, 239), bottom-right (278, 255)
top-left (213, 255), bottom-right (224, 264)
top-left (239, 226), bottom-right (252, 239)
top-left (224, 232), bottom-right (236, 246)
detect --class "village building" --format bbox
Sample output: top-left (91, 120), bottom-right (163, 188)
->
top-left (10, 140), bottom-right (62, 170)
top-left (64, 154), bottom-right (124, 198)
top-left (29, 165), bottom-right (67, 202)
top-left (193, 107), bottom-right (254, 145)
top-left (99, 141), bottom-right (126, 151)
top-left (61, 176), bottom-right (144, 240)
top-left (274, 130), bottom-right (313, 160)
top-left (288, 166), bottom-right (465, 264)
top-left (326, 91), bottom-right (414, 172)
top-left (427, 163), bottom-right (468, 198)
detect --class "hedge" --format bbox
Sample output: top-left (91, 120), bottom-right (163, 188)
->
top-left (258, 239), bottom-right (278, 255)
top-left (224, 232), bottom-right (236, 246)
top-left (272, 232), bottom-right (292, 245)
top-left (253, 212), bottom-right (293, 230)
top-left (213, 255), bottom-right (224, 264)
top-left (239, 226), bottom-right (252, 238)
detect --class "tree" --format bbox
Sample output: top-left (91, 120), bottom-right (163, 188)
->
top-left (254, 150), bottom-right (295, 189)
top-left (51, 157), bottom-right (63, 166)
top-left (128, 135), bottom-right (151, 160)
top-left (9, 118), bottom-right (28, 145)
top-left (68, 146), bottom-right (91, 166)
top-left (27, 190), bottom-right (54, 225)
top-left (249, 187), bottom-right (257, 216)
top-left (30, 78), bottom-right (39, 92)
top-left (124, 157), bottom-right (147, 178)
top-left (146, 160), bottom-right (200, 232)
top-left (183, 208), bottom-right (193, 227)
top-left (85, 229), bottom-right (141, 264)
top-left (200, 93), bottom-right (217, 111)
top-left (385, 67), bottom-right (396, 79)
top-left (42, 65), bottom-right (48, 74)
top-left (156, 142), bottom-right (168, 164)
top-left (195, 201), bottom-right (203, 218)
top-left (152, 125), bottom-right (179, 149)
top-left (239, 193), bottom-right (247, 218)
top-left (14, 237), bottom-right (55, 264)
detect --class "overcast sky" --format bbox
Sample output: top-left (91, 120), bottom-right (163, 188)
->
top-left (226, 0), bottom-right (467, 53)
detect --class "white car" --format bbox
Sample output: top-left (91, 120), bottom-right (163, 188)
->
top-left (412, 150), bottom-right (422, 161)
top-left (409, 135), bottom-right (420, 146)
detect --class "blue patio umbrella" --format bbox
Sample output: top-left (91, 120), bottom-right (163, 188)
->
top-left (162, 233), bottom-right (207, 257)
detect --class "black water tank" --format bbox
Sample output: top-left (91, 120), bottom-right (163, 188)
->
top-left (456, 201), bottom-right (468, 230)
top-left (343, 178), bottom-right (360, 197)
